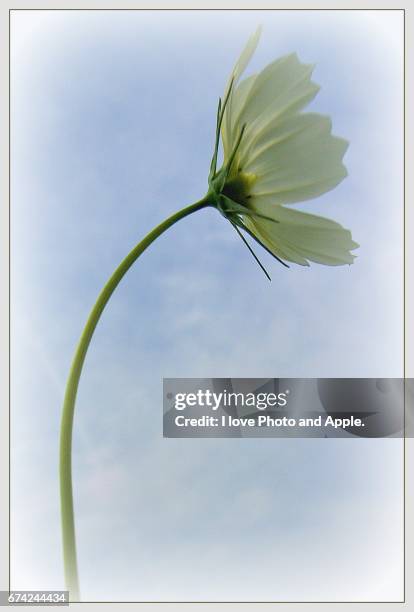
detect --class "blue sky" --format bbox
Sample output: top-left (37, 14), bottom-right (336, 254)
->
top-left (11, 10), bottom-right (404, 601)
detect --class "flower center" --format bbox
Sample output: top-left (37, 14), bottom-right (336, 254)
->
top-left (222, 171), bottom-right (257, 208)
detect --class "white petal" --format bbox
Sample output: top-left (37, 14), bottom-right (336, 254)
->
top-left (222, 28), bottom-right (261, 157)
top-left (244, 113), bottom-right (348, 204)
top-left (224, 26), bottom-right (262, 94)
top-left (243, 204), bottom-right (358, 266)
top-left (222, 75), bottom-right (257, 158)
top-left (233, 54), bottom-right (320, 158)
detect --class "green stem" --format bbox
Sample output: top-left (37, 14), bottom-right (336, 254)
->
top-left (59, 196), bottom-right (211, 600)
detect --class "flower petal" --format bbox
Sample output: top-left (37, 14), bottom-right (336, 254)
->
top-left (222, 28), bottom-right (261, 157)
top-left (226, 26), bottom-right (262, 89)
top-left (233, 54), bottom-right (320, 159)
top-left (243, 204), bottom-right (358, 266)
top-left (222, 75), bottom-right (257, 158)
top-left (244, 113), bottom-right (348, 204)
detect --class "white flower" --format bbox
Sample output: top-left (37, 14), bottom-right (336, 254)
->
top-left (208, 27), bottom-right (358, 267)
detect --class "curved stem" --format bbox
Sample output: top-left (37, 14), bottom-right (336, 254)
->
top-left (59, 196), bottom-right (211, 600)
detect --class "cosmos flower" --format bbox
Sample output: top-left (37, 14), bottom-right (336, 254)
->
top-left (59, 28), bottom-right (359, 600)
top-left (208, 27), bottom-right (358, 268)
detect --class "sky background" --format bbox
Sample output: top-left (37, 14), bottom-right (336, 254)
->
top-left (11, 10), bottom-right (404, 601)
